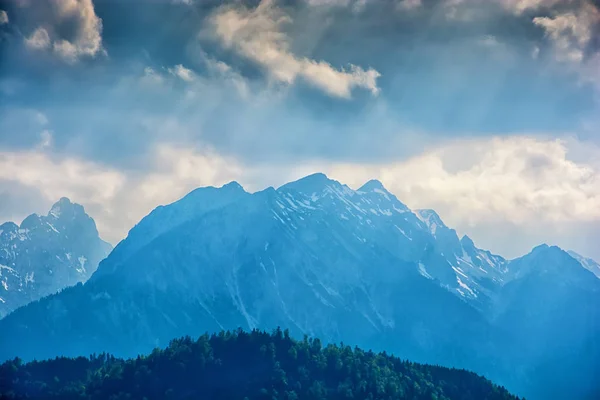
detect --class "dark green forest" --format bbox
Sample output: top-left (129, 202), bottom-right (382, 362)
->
top-left (0, 329), bottom-right (521, 400)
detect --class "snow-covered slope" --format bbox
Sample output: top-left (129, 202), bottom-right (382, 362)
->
top-left (0, 174), bottom-right (501, 373)
top-left (567, 250), bottom-right (600, 278)
top-left (277, 174), bottom-right (507, 309)
top-left (0, 198), bottom-right (112, 318)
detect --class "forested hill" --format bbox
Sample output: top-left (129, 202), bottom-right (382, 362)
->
top-left (0, 329), bottom-right (520, 400)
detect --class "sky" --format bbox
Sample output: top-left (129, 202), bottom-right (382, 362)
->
top-left (0, 0), bottom-right (599, 260)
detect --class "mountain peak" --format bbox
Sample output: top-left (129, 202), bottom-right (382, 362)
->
top-left (358, 179), bottom-right (387, 193)
top-left (414, 209), bottom-right (449, 237)
top-left (221, 181), bottom-right (245, 191)
top-left (415, 209), bottom-right (445, 225)
top-left (49, 197), bottom-right (77, 219)
top-left (460, 235), bottom-right (475, 248)
top-left (528, 243), bottom-right (572, 261)
top-left (531, 243), bottom-right (552, 253)
top-left (517, 243), bottom-right (578, 268)
top-left (0, 221), bottom-right (18, 233)
top-left (279, 172), bottom-right (338, 193)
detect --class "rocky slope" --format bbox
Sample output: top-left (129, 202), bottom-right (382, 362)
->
top-left (0, 198), bottom-right (112, 318)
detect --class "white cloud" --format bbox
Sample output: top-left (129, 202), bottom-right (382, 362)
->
top-left (136, 145), bottom-right (245, 204)
top-left (533, 3), bottom-right (599, 64)
top-left (38, 130), bottom-right (53, 149)
top-left (304, 0), bottom-right (352, 7)
top-left (0, 10), bottom-right (8, 24)
top-left (305, 0), bottom-right (421, 12)
top-left (322, 137), bottom-right (600, 225)
top-left (142, 58), bottom-right (250, 99)
top-left (23, 0), bottom-right (104, 63)
top-left (0, 144), bottom-right (246, 245)
top-left (442, 0), bottom-right (482, 22)
top-left (25, 27), bottom-right (51, 50)
top-left (0, 150), bottom-right (125, 227)
top-left (140, 67), bottom-right (165, 86)
top-left (502, 0), bottom-right (569, 14)
top-left (168, 64), bottom-right (197, 82)
top-left (209, 0), bottom-right (381, 98)
top-left (397, 0), bottom-right (422, 11)
top-left (2, 135), bottom-right (599, 259)
top-left (198, 52), bottom-right (250, 98)
top-left (314, 136), bottom-right (600, 258)
top-left (34, 112), bottom-right (48, 126)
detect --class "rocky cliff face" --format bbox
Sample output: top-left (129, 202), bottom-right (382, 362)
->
top-left (0, 198), bottom-right (112, 318)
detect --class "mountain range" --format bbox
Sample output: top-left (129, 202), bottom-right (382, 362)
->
top-left (0, 198), bottom-right (112, 319)
top-left (0, 173), bottom-right (598, 399)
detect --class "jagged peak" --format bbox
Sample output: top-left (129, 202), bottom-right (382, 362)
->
top-left (20, 213), bottom-right (43, 229)
top-left (278, 172), bottom-right (340, 193)
top-left (48, 197), bottom-right (78, 219)
top-left (221, 181), bottom-right (245, 191)
top-left (519, 243), bottom-right (571, 263)
top-left (508, 243), bottom-right (594, 280)
top-left (178, 181), bottom-right (248, 204)
top-left (531, 243), bottom-right (552, 253)
top-left (460, 234), bottom-right (475, 248)
top-left (358, 179), bottom-right (387, 193)
top-left (415, 209), bottom-right (446, 226)
top-left (0, 221), bottom-right (18, 232)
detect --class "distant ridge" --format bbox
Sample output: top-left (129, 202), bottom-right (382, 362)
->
top-left (0, 198), bottom-right (112, 318)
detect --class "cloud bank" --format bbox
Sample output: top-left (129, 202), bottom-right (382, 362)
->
top-left (0, 0), bottom-right (599, 261)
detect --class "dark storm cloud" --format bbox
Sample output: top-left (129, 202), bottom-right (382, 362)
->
top-left (0, 0), bottom-right (598, 170)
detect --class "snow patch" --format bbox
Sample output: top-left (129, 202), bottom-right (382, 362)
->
top-left (46, 222), bottom-right (59, 233)
top-left (284, 196), bottom-right (299, 210)
top-left (77, 256), bottom-right (87, 274)
top-left (17, 229), bottom-right (29, 241)
top-left (394, 225), bottom-right (412, 241)
top-left (373, 188), bottom-right (390, 201)
top-left (452, 266), bottom-right (468, 279)
top-left (50, 204), bottom-right (62, 218)
top-left (456, 276), bottom-right (477, 298)
top-left (379, 208), bottom-right (392, 216)
top-left (271, 210), bottom-right (286, 225)
top-left (393, 205), bottom-right (408, 213)
top-left (459, 250), bottom-right (474, 266)
top-left (0, 264), bottom-right (16, 274)
top-left (418, 263), bottom-right (433, 279)
top-left (259, 262), bottom-right (268, 273)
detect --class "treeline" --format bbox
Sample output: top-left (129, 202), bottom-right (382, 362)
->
top-left (0, 328), bottom-right (521, 400)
